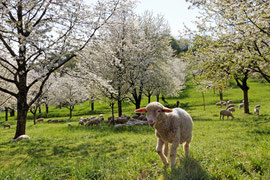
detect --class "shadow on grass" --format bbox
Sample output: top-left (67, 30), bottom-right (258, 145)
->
top-left (163, 156), bottom-right (210, 180)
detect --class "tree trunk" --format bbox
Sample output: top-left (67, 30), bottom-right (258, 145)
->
top-left (15, 94), bottom-right (28, 139)
top-left (219, 92), bottom-right (223, 101)
top-left (91, 100), bottom-right (94, 111)
top-left (33, 113), bottom-right (36, 125)
top-left (5, 107), bottom-right (8, 121)
top-left (135, 99), bottom-right (141, 109)
top-left (69, 106), bottom-right (73, 119)
top-left (219, 89), bottom-right (223, 101)
top-left (38, 106), bottom-right (41, 113)
top-left (202, 92), bottom-right (205, 111)
top-left (162, 95), bottom-right (168, 103)
top-left (118, 100), bottom-right (122, 117)
top-left (46, 104), bottom-right (49, 113)
top-left (148, 95), bottom-right (151, 104)
top-left (156, 94), bottom-right (160, 102)
top-left (176, 101), bottom-right (180, 108)
top-left (111, 102), bottom-right (114, 118)
top-left (235, 73), bottom-right (250, 114)
top-left (10, 109), bottom-right (15, 117)
top-left (243, 88), bottom-right (249, 114)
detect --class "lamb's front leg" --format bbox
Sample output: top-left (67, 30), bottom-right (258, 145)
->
top-left (170, 141), bottom-right (180, 167)
top-left (164, 142), bottom-right (169, 158)
top-left (156, 138), bottom-right (168, 166)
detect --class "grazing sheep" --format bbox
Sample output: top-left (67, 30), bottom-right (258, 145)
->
top-left (36, 118), bottom-right (44, 123)
top-left (68, 123), bottom-right (71, 126)
top-left (132, 114), bottom-right (139, 119)
top-left (226, 104), bottom-right (235, 110)
top-left (254, 107), bottom-right (259, 115)
top-left (4, 123), bottom-right (11, 129)
top-left (11, 135), bottom-right (31, 142)
top-left (85, 117), bottom-right (101, 126)
top-left (238, 103), bottom-right (244, 109)
top-left (227, 107), bottom-right (235, 112)
top-left (99, 114), bottom-right (104, 122)
top-left (255, 104), bottom-right (261, 109)
top-left (135, 102), bottom-right (193, 167)
top-left (216, 102), bottom-right (222, 107)
top-left (138, 114), bottom-right (146, 121)
top-left (221, 101), bottom-right (227, 106)
top-left (220, 109), bottom-right (234, 120)
top-left (114, 117), bottom-right (128, 124)
top-left (227, 100), bottom-right (233, 104)
top-left (79, 120), bottom-right (84, 125)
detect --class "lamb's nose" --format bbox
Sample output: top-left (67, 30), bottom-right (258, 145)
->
top-left (148, 119), bottom-right (154, 126)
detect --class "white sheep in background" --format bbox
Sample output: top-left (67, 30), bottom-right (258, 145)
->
top-left (255, 104), bottom-right (261, 109)
top-left (135, 102), bottom-right (193, 167)
top-left (79, 120), bottom-right (84, 125)
top-left (238, 103), bottom-right (244, 109)
top-left (227, 107), bottom-right (235, 112)
top-left (99, 114), bottom-right (104, 122)
top-left (226, 104), bottom-right (235, 110)
top-left (216, 102), bottom-right (222, 107)
top-left (254, 106), bottom-right (260, 115)
top-left (85, 117), bottom-right (101, 126)
top-left (11, 135), bottom-right (31, 142)
top-left (68, 123), bottom-right (71, 126)
top-left (37, 118), bottom-right (44, 123)
top-left (220, 109), bottom-right (234, 120)
top-left (4, 123), bottom-right (11, 129)
top-left (227, 100), bottom-right (233, 105)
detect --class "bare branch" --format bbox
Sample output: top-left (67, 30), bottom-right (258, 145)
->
top-left (33, 0), bottom-right (52, 27)
top-left (0, 86), bottom-right (17, 97)
top-left (0, 33), bottom-right (17, 57)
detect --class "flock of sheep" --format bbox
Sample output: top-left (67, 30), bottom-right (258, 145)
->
top-left (78, 114), bottom-right (148, 127)
top-left (216, 100), bottom-right (261, 119)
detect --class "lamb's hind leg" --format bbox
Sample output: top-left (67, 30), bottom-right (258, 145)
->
top-left (183, 139), bottom-right (191, 156)
top-left (156, 138), bottom-right (168, 166)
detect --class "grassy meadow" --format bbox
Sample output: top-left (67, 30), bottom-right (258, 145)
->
top-left (0, 79), bottom-right (270, 179)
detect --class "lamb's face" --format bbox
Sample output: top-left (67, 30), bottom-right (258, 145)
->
top-left (146, 105), bottom-right (164, 127)
top-left (135, 102), bottom-right (173, 127)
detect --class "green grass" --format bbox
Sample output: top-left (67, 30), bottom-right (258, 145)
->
top-left (0, 79), bottom-right (270, 179)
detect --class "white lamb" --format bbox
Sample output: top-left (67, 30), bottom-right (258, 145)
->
top-left (227, 107), bottom-right (235, 112)
top-left (238, 103), bottom-right (244, 109)
top-left (226, 104), bottom-right (235, 110)
top-left (135, 102), bottom-right (193, 167)
top-left (254, 107), bottom-right (259, 115)
top-left (11, 135), bottom-right (31, 142)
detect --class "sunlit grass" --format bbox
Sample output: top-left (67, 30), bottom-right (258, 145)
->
top-left (0, 79), bottom-right (270, 179)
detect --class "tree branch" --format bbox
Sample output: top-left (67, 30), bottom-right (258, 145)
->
top-left (0, 86), bottom-right (17, 97)
top-left (33, 0), bottom-right (52, 27)
top-left (244, 10), bottom-right (270, 37)
top-left (0, 33), bottom-right (17, 57)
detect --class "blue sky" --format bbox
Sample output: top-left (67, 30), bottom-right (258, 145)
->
top-left (85, 0), bottom-right (199, 37)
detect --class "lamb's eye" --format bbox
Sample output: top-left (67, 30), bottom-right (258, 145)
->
top-left (157, 110), bottom-right (161, 113)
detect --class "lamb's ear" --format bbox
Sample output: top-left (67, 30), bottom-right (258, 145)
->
top-left (135, 108), bottom-right (147, 113)
top-left (162, 107), bottom-right (173, 113)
